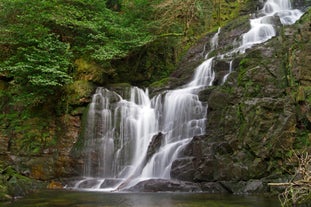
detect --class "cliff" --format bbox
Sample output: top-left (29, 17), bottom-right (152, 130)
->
top-left (169, 7), bottom-right (311, 193)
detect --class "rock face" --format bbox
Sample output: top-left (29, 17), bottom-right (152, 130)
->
top-left (120, 9), bottom-right (311, 191)
top-left (169, 8), bottom-right (311, 189)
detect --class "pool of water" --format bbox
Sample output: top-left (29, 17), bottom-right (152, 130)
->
top-left (1, 190), bottom-right (281, 207)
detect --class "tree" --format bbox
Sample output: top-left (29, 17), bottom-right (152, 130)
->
top-left (1, 34), bottom-right (72, 105)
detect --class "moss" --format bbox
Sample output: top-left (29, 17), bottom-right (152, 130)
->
top-left (66, 80), bottom-right (95, 107)
top-left (74, 58), bottom-right (115, 84)
top-left (0, 166), bottom-right (45, 199)
top-left (149, 78), bottom-right (170, 88)
top-left (107, 82), bottom-right (132, 88)
top-left (293, 130), bottom-right (311, 149)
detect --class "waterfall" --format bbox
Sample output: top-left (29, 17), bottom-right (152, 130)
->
top-left (83, 88), bottom-right (118, 178)
top-left (75, 49), bottom-right (216, 191)
top-left (238, 0), bottom-right (303, 53)
top-left (139, 58), bottom-right (214, 180)
top-left (74, 0), bottom-right (304, 191)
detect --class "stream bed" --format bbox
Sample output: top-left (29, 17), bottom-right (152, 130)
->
top-left (1, 191), bottom-right (281, 207)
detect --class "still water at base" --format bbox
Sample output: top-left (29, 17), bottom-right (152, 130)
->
top-left (2, 191), bottom-right (280, 207)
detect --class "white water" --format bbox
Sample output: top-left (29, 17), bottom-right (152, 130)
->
top-left (222, 60), bottom-right (233, 84)
top-left (75, 0), bottom-right (304, 191)
top-left (204, 27), bottom-right (221, 59)
top-left (76, 54), bottom-right (215, 190)
top-left (75, 51), bottom-right (215, 191)
top-left (238, 0), bottom-right (303, 53)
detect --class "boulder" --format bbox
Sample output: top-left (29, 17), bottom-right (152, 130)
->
top-left (146, 132), bottom-right (164, 162)
top-left (220, 180), bottom-right (268, 194)
top-left (125, 179), bottom-right (201, 192)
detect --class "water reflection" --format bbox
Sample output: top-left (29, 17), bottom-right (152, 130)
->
top-left (2, 191), bottom-right (280, 207)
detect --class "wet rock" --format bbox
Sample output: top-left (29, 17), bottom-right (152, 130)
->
top-left (100, 178), bottom-right (123, 189)
top-left (217, 15), bottom-right (251, 54)
top-left (47, 181), bottom-right (63, 189)
top-left (146, 132), bottom-right (164, 162)
top-left (170, 157), bottom-right (197, 181)
top-left (76, 179), bottom-right (99, 189)
top-left (207, 89), bottom-right (231, 110)
top-left (200, 182), bottom-right (230, 193)
top-left (194, 159), bottom-right (219, 181)
top-left (179, 136), bottom-right (204, 157)
top-left (220, 180), bottom-right (267, 194)
top-left (125, 179), bottom-right (201, 192)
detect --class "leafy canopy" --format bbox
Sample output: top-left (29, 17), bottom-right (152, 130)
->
top-left (0, 0), bottom-right (154, 105)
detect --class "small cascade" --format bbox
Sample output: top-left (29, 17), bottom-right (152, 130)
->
top-left (75, 0), bottom-right (305, 192)
top-left (222, 60), bottom-right (233, 84)
top-left (210, 27), bottom-right (221, 51)
top-left (238, 0), bottom-right (303, 53)
top-left (188, 58), bottom-right (215, 87)
top-left (137, 59), bottom-right (214, 181)
top-left (204, 27), bottom-right (221, 59)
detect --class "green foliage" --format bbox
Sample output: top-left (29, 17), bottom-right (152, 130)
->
top-left (294, 130), bottom-right (311, 149)
top-left (0, 102), bottom-right (57, 155)
top-left (0, 0), bottom-right (155, 106)
top-left (0, 0), bottom-right (250, 106)
top-left (1, 34), bottom-right (72, 105)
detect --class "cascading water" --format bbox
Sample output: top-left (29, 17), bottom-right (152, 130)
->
top-left (222, 60), bottom-right (233, 84)
top-left (238, 0), bottom-right (303, 53)
top-left (74, 0), bottom-right (304, 191)
top-left (76, 55), bottom-right (215, 190)
top-left (139, 58), bottom-right (214, 180)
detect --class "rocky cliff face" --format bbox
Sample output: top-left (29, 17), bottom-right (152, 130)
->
top-left (169, 8), bottom-right (311, 193)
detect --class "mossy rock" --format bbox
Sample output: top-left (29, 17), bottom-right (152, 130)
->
top-left (150, 78), bottom-right (170, 88)
top-left (74, 58), bottom-right (115, 84)
top-left (66, 80), bottom-right (95, 106)
top-left (107, 82), bottom-right (131, 88)
top-left (0, 166), bottom-right (45, 199)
